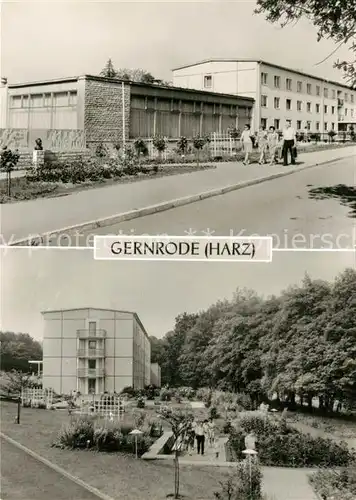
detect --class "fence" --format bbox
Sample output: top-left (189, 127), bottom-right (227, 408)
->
top-left (0, 128), bottom-right (86, 151)
top-left (76, 394), bottom-right (126, 421)
top-left (21, 387), bottom-right (54, 408)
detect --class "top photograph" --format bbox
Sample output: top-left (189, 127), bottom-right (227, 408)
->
top-left (0, 1), bottom-right (355, 249)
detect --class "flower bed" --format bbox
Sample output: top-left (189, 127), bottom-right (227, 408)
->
top-left (52, 414), bottom-right (162, 455)
top-left (227, 414), bottom-right (354, 467)
top-left (309, 466), bottom-right (356, 500)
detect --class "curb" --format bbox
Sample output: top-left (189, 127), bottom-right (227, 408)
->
top-left (0, 431), bottom-right (115, 500)
top-left (10, 154), bottom-right (353, 246)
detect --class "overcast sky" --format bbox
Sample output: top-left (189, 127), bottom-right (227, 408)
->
top-left (1, 0), bottom-right (352, 84)
top-left (1, 249), bottom-right (354, 340)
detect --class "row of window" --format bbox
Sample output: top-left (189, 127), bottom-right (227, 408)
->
top-left (261, 117), bottom-right (337, 132)
top-left (261, 95), bottom-right (354, 117)
top-left (10, 91), bottom-right (78, 109)
top-left (261, 72), bottom-right (354, 101)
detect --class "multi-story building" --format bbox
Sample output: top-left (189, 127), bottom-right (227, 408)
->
top-left (172, 59), bottom-right (356, 134)
top-left (42, 307), bottom-right (152, 395)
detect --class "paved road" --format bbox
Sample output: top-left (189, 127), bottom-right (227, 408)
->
top-left (0, 437), bottom-right (100, 500)
top-left (58, 158), bottom-right (356, 249)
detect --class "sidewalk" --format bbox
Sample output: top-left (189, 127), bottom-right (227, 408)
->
top-left (1, 146), bottom-right (355, 244)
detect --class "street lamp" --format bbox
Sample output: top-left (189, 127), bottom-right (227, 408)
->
top-left (129, 429), bottom-right (143, 459)
top-left (242, 448), bottom-right (258, 496)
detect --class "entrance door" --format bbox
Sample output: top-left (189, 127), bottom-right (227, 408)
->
top-left (88, 379), bottom-right (96, 394)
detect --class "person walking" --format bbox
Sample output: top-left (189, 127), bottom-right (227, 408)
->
top-left (256, 126), bottom-right (268, 164)
top-left (267, 126), bottom-right (279, 165)
top-left (207, 417), bottom-right (215, 447)
top-left (240, 124), bottom-right (253, 165)
top-left (282, 120), bottom-right (296, 166)
top-left (195, 420), bottom-right (205, 455)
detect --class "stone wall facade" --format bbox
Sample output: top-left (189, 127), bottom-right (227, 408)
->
top-left (84, 77), bottom-right (131, 145)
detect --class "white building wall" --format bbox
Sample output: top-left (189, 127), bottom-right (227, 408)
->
top-left (172, 60), bottom-right (356, 133)
top-left (150, 363), bottom-right (161, 387)
top-left (42, 308), bottom-right (138, 395)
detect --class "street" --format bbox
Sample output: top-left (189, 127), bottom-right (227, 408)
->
top-left (58, 158), bottom-right (356, 249)
top-left (0, 437), bottom-right (100, 500)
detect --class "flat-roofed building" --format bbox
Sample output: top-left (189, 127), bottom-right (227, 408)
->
top-left (172, 59), bottom-right (356, 134)
top-left (42, 307), bottom-right (151, 395)
top-left (0, 75), bottom-right (254, 150)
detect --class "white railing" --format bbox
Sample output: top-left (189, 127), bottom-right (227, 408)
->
top-left (21, 387), bottom-right (54, 408)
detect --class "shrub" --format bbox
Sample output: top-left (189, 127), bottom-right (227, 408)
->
top-left (121, 386), bottom-right (137, 397)
top-left (95, 143), bottom-right (109, 158)
top-left (214, 460), bottom-right (263, 500)
top-left (137, 397), bottom-right (145, 408)
top-left (309, 465), bottom-right (356, 500)
top-left (53, 416), bottom-right (95, 449)
top-left (160, 388), bottom-right (172, 401)
top-left (210, 407), bottom-right (219, 419)
top-left (228, 414), bottom-right (353, 467)
top-left (176, 136), bottom-right (188, 155)
top-left (133, 138), bottom-right (149, 157)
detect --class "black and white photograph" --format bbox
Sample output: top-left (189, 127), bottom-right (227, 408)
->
top-left (0, 248), bottom-right (356, 500)
top-left (0, 1), bottom-right (355, 248)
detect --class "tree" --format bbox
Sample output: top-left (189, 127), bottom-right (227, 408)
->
top-left (0, 331), bottom-right (43, 372)
top-left (100, 58), bottom-right (117, 78)
top-left (116, 68), bottom-right (156, 84)
top-left (0, 369), bottom-right (33, 398)
top-left (158, 406), bottom-right (193, 499)
top-left (255, 0), bottom-right (356, 87)
top-left (192, 135), bottom-right (209, 167)
top-left (0, 146), bottom-right (20, 197)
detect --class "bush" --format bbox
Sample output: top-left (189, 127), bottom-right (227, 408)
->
top-left (160, 388), bottom-right (172, 401)
top-left (176, 136), bottom-right (188, 155)
top-left (228, 414), bottom-right (353, 467)
top-left (120, 386), bottom-right (137, 398)
top-left (53, 416), bottom-right (95, 449)
top-left (214, 460), bottom-right (263, 500)
top-left (95, 143), bottom-right (109, 158)
top-left (210, 407), bottom-right (219, 419)
top-left (309, 465), bottom-right (356, 500)
top-left (133, 138), bottom-right (148, 157)
top-left (53, 416), bottom-right (153, 455)
top-left (137, 397), bottom-right (145, 408)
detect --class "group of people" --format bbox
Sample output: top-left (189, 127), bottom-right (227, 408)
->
top-left (240, 120), bottom-right (297, 167)
top-left (183, 417), bottom-right (216, 456)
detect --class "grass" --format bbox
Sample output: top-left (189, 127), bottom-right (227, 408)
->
top-left (0, 163), bottom-right (215, 204)
top-left (0, 401), bottom-right (229, 500)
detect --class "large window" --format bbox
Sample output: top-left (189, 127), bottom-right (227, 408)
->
top-left (286, 78), bottom-right (292, 91)
top-left (261, 95), bottom-right (268, 107)
top-left (297, 81), bottom-right (302, 93)
top-left (286, 98), bottom-right (292, 110)
top-left (261, 72), bottom-right (268, 85)
top-left (307, 83), bottom-right (312, 95)
top-left (274, 97), bottom-right (280, 109)
top-left (274, 76), bottom-right (280, 88)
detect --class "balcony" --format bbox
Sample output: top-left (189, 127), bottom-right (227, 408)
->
top-left (77, 367), bottom-right (105, 378)
top-left (77, 329), bottom-right (106, 339)
top-left (77, 348), bottom-right (105, 358)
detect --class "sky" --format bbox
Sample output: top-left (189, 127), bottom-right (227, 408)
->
top-left (1, 248), bottom-right (355, 340)
top-left (0, 0), bottom-right (352, 85)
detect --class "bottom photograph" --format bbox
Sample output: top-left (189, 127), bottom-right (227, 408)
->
top-left (1, 249), bottom-right (356, 500)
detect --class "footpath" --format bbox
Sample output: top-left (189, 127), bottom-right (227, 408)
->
top-left (1, 145), bottom-right (355, 244)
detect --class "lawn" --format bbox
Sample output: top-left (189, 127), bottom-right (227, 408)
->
top-left (0, 401), bottom-right (230, 500)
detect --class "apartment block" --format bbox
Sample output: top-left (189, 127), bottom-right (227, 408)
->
top-left (42, 308), bottom-right (151, 395)
top-left (172, 59), bottom-right (356, 133)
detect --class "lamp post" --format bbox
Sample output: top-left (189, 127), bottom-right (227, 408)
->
top-left (242, 448), bottom-right (258, 497)
top-left (129, 429), bottom-right (143, 459)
